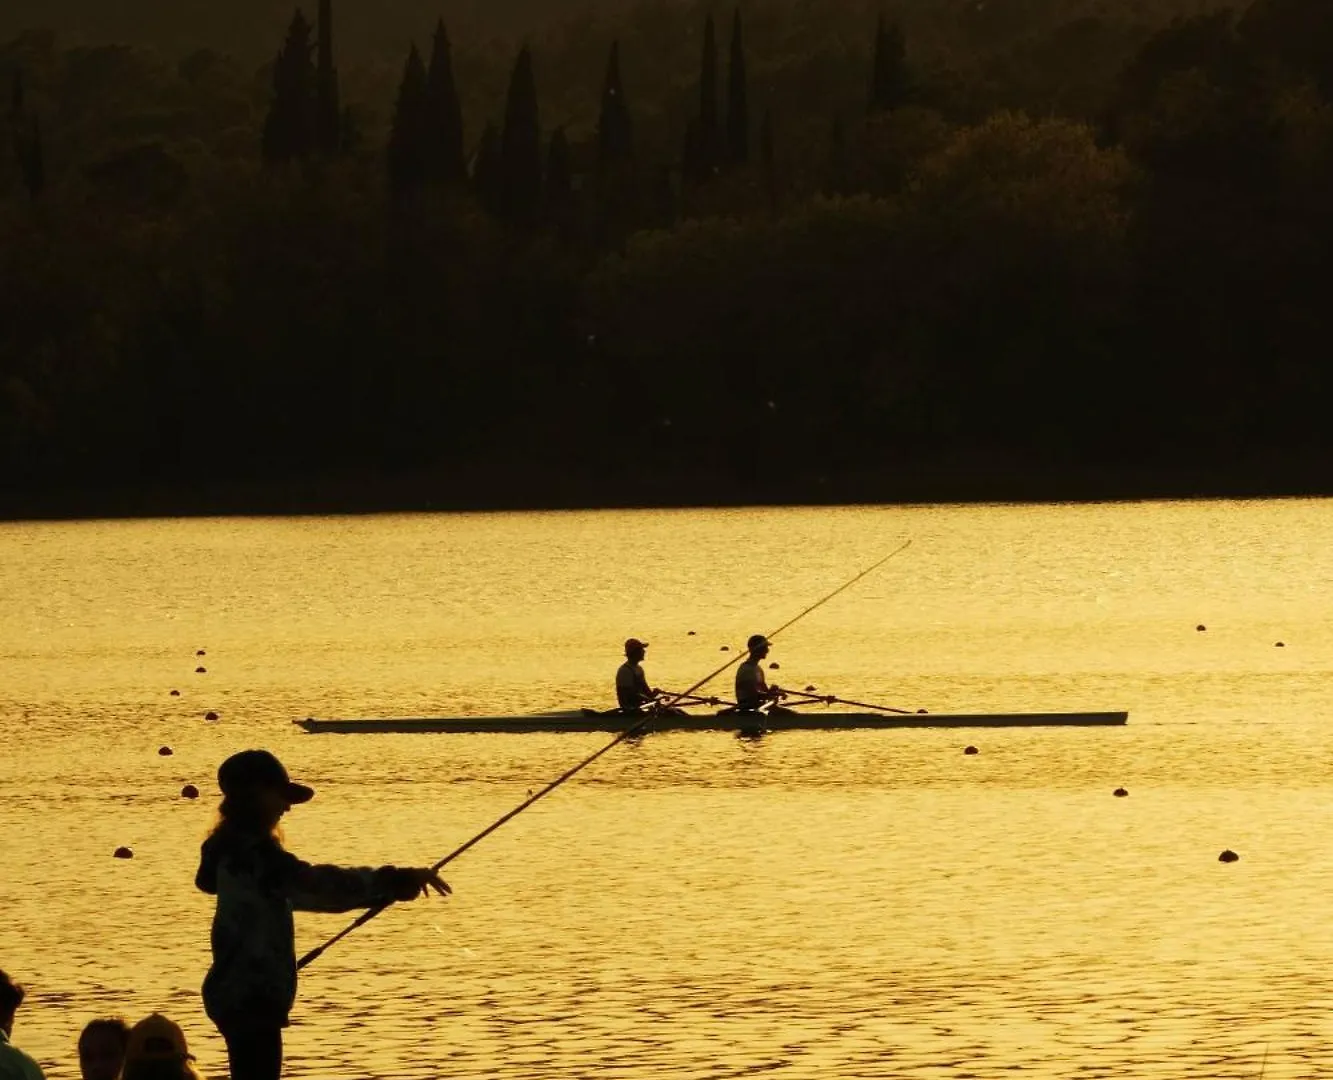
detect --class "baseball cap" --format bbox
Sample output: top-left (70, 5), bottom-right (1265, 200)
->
top-left (217, 750), bottom-right (314, 804)
top-left (747, 634), bottom-right (770, 651)
top-left (624, 638), bottom-right (649, 652)
top-left (124, 1014), bottom-right (194, 1064)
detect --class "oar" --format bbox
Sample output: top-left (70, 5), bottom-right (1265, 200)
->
top-left (296, 537), bottom-right (914, 971)
top-left (659, 690), bottom-right (733, 708)
top-left (779, 690), bottom-right (926, 716)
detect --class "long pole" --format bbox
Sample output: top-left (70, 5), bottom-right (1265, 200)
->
top-left (297, 537), bottom-right (912, 970)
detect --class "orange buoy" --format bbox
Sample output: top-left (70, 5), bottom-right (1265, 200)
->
top-left (769, 662), bottom-right (780, 670)
top-left (687, 631), bottom-right (696, 636)
top-left (158, 746), bottom-right (173, 757)
top-left (169, 689), bottom-right (180, 697)
top-left (1113, 787), bottom-right (1128, 797)
top-left (196, 649), bottom-right (206, 656)
top-left (1219, 849), bottom-right (1239, 863)
top-left (195, 666), bottom-right (207, 673)
top-left (964, 745), bottom-right (979, 755)
top-left (1275, 642), bottom-right (1286, 648)
top-left (181, 784), bottom-right (200, 800)
top-left (113, 847), bottom-right (133, 859)
top-left (204, 711), bottom-right (219, 722)
top-left (804, 685), bottom-right (817, 692)
top-left (1196, 624), bottom-right (1206, 632)
top-left (720, 645), bottom-right (729, 652)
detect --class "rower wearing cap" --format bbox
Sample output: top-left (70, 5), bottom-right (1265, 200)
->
top-left (736, 634), bottom-right (784, 712)
top-left (616, 638), bottom-right (662, 714)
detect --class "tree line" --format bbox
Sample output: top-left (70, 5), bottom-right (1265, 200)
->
top-left (1, 0), bottom-right (1332, 511)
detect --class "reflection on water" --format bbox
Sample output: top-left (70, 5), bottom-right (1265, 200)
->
top-left (3, 502), bottom-right (1333, 1078)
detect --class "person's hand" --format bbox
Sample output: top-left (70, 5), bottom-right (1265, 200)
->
top-left (380, 866), bottom-right (452, 902)
top-left (651, 687), bottom-right (665, 697)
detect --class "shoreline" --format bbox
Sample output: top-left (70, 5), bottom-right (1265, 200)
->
top-left (2, 456), bottom-right (1332, 521)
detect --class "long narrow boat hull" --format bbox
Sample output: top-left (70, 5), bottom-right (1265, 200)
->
top-left (293, 710), bottom-right (1128, 734)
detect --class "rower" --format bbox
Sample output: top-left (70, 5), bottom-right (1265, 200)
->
top-left (735, 634), bottom-right (785, 712)
top-left (616, 638), bottom-right (661, 714)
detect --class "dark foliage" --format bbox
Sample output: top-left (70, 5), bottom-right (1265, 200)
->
top-left (2, 0), bottom-right (1332, 511)
top-left (261, 10), bottom-right (314, 164)
top-left (726, 10), bottom-right (749, 165)
top-left (386, 44), bottom-right (428, 196)
top-left (499, 45), bottom-right (542, 228)
top-left (424, 21), bottom-right (465, 185)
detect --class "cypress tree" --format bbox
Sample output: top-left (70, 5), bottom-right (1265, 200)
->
top-left (261, 10), bottom-right (315, 164)
top-left (499, 45), bottom-right (542, 228)
top-left (726, 8), bottom-right (749, 165)
top-left (597, 41), bottom-right (633, 169)
top-left (386, 44), bottom-right (429, 197)
top-left (472, 122), bottom-right (503, 217)
top-left (869, 14), bottom-right (908, 113)
top-left (314, 0), bottom-right (340, 154)
top-left (700, 15), bottom-right (718, 148)
top-left (425, 21), bottom-right (466, 186)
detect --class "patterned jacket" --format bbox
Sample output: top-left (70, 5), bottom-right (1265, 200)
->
top-left (196, 825), bottom-right (394, 1029)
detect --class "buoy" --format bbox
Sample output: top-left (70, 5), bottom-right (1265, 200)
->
top-left (720, 645), bottom-right (729, 652)
top-left (204, 711), bottom-right (218, 722)
top-left (1196, 624), bottom-right (1206, 632)
top-left (1275, 642), bottom-right (1286, 648)
top-left (917, 708), bottom-right (929, 714)
top-left (113, 847), bottom-right (133, 859)
top-left (804, 685), bottom-right (817, 692)
top-left (169, 689), bottom-right (180, 697)
top-left (181, 784), bottom-right (199, 800)
top-left (1219, 849), bottom-right (1239, 863)
top-left (964, 745), bottom-right (979, 755)
top-left (158, 746), bottom-right (173, 757)
top-left (1113, 787), bottom-right (1128, 797)
top-left (196, 649), bottom-right (206, 656)
top-left (769, 662), bottom-right (780, 670)
top-left (195, 666), bottom-right (206, 673)
top-left (687, 631), bottom-right (696, 636)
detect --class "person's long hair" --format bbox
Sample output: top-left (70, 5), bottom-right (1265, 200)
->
top-left (205, 790), bottom-right (284, 845)
top-left (121, 1059), bottom-right (202, 1080)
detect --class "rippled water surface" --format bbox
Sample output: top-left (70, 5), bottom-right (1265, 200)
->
top-left (3, 502), bottom-right (1333, 1078)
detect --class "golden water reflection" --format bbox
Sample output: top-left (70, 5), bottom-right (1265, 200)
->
top-left (2, 502), bottom-right (1332, 1077)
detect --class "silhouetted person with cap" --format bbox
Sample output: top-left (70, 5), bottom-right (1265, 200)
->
top-left (616, 638), bottom-right (661, 713)
top-left (77, 1018), bottom-right (130, 1080)
top-left (196, 750), bottom-right (450, 1080)
top-left (0, 970), bottom-right (44, 1080)
top-left (735, 635), bottom-right (785, 712)
top-left (120, 1014), bottom-right (201, 1080)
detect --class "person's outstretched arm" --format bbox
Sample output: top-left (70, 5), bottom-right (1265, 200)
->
top-left (280, 851), bottom-right (450, 912)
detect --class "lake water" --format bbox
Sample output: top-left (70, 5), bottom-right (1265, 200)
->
top-left (2, 501), bottom-right (1333, 1079)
